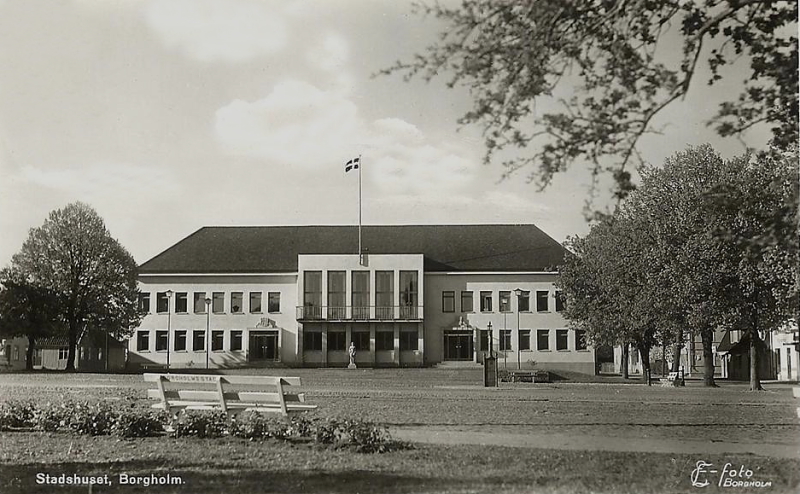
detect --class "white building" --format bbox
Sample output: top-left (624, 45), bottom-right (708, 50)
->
top-left (130, 225), bottom-right (595, 373)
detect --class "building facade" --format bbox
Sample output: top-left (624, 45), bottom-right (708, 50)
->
top-left (130, 225), bottom-right (595, 373)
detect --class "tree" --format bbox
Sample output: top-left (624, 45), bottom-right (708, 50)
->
top-left (8, 202), bottom-right (142, 371)
top-left (0, 268), bottom-right (63, 369)
top-left (385, 1), bottom-right (797, 200)
top-left (560, 144), bottom-right (798, 389)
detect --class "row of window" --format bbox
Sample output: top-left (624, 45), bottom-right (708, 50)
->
top-left (138, 291), bottom-right (281, 315)
top-left (303, 330), bottom-right (419, 352)
top-left (303, 270), bottom-right (419, 308)
top-left (136, 329), bottom-right (244, 353)
top-left (486, 329), bottom-right (586, 352)
top-left (443, 290), bottom-right (564, 313)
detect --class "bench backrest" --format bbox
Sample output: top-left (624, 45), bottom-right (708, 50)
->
top-left (144, 374), bottom-right (303, 414)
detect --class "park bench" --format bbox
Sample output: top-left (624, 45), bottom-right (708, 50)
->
top-left (508, 371), bottom-right (534, 383)
top-left (144, 374), bottom-right (317, 416)
top-left (659, 370), bottom-right (685, 387)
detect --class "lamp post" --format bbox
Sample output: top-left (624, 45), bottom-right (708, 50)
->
top-left (487, 321), bottom-right (493, 356)
top-left (514, 288), bottom-right (523, 370)
top-left (204, 297), bottom-right (211, 370)
top-left (165, 290), bottom-right (173, 371)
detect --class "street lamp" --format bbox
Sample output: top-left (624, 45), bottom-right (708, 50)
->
top-left (487, 320), bottom-right (493, 356)
top-left (514, 288), bottom-right (524, 370)
top-left (204, 297), bottom-right (211, 370)
top-left (165, 290), bottom-right (173, 371)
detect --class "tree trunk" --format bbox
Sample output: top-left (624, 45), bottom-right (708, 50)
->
top-left (621, 343), bottom-right (629, 379)
top-left (749, 330), bottom-right (764, 391)
top-left (65, 321), bottom-right (78, 371)
top-left (25, 335), bottom-right (36, 370)
top-left (671, 328), bottom-right (684, 373)
top-left (701, 328), bottom-right (717, 387)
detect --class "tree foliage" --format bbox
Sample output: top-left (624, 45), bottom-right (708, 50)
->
top-left (386, 0), bottom-right (797, 199)
top-left (0, 268), bottom-right (64, 369)
top-left (558, 144), bottom-right (798, 388)
top-left (8, 202), bottom-right (141, 371)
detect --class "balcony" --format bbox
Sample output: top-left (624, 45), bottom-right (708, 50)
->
top-left (296, 305), bottom-right (422, 321)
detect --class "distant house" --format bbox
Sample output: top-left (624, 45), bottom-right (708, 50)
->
top-left (1, 330), bottom-right (126, 371)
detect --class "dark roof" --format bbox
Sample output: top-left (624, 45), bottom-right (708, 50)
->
top-left (139, 225), bottom-right (567, 274)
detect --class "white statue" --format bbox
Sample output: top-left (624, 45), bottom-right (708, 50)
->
top-left (348, 342), bottom-right (356, 368)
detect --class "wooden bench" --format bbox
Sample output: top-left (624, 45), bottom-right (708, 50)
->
top-left (508, 371), bottom-right (534, 383)
top-left (144, 374), bottom-right (317, 416)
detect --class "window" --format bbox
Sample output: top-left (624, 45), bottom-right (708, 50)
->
top-left (174, 330), bottom-right (187, 351)
top-left (212, 292), bottom-right (224, 313)
top-left (175, 292), bottom-right (188, 313)
top-left (352, 271), bottom-right (370, 319)
top-left (461, 291), bottom-right (473, 312)
top-left (231, 292), bottom-right (243, 313)
top-left (137, 331), bottom-right (150, 352)
top-left (156, 292), bottom-right (169, 313)
top-left (519, 330), bottom-right (531, 351)
top-left (138, 292), bottom-right (150, 313)
top-left (155, 330), bottom-right (168, 351)
top-left (556, 329), bottom-right (569, 351)
top-left (192, 330), bottom-right (205, 352)
top-left (303, 331), bottom-right (322, 351)
top-left (352, 330), bottom-right (370, 351)
top-left (480, 291), bottom-right (493, 312)
top-left (328, 331), bottom-right (346, 351)
top-left (555, 291), bottom-right (565, 312)
top-left (328, 271), bottom-right (346, 319)
top-left (58, 348), bottom-right (69, 360)
top-left (499, 291), bottom-right (511, 312)
top-left (400, 331), bottom-right (418, 351)
top-left (268, 292), bottom-right (281, 313)
top-left (250, 292), bottom-right (262, 313)
top-left (303, 271), bottom-right (322, 318)
top-left (442, 291), bottom-right (455, 312)
top-left (400, 271), bottom-right (418, 318)
top-left (194, 292), bottom-right (207, 313)
top-left (376, 271), bottom-right (394, 319)
top-left (575, 329), bottom-right (587, 351)
top-left (537, 330), bottom-right (550, 351)
top-left (536, 291), bottom-right (549, 312)
top-left (499, 330), bottom-right (512, 351)
top-left (376, 331), bottom-right (394, 351)
top-left (518, 291), bottom-right (530, 312)
top-left (231, 331), bottom-right (243, 351)
top-left (211, 330), bottom-right (224, 351)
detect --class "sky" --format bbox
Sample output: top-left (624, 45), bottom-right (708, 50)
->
top-left (0, 0), bottom-right (774, 268)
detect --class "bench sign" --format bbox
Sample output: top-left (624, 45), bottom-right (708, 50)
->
top-left (165, 375), bottom-right (220, 383)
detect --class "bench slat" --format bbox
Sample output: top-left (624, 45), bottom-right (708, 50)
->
top-left (143, 374), bottom-right (302, 386)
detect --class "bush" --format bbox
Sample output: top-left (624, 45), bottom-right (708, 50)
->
top-left (66, 402), bottom-right (118, 436)
top-left (339, 418), bottom-right (395, 453)
top-left (112, 410), bottom-right (165, 438)
top-left (171, 410), bottom-right (229, 438)
top-left (0, 401), bottom-right (36, 430)
top-left (32, 403), bottom-right (73, 432)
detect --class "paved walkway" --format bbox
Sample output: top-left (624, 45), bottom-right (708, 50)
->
top-left (392, 426), bottom-right (800, 459)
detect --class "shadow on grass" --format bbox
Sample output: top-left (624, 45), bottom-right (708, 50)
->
top-left (1, 461), bottom-right (487, 494)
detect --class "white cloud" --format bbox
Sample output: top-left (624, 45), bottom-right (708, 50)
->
top-left (145, 0), bottom-right (290, 63)
top-left (215, 80), bottom-right (363, 165)
top-left (213, 80), bottom-right (478, 199)
top-left (306, 32), bottom-right (349, 73)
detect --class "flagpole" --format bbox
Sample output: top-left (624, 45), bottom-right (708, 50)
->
top-left (358, 154), bottom-right (362, 260)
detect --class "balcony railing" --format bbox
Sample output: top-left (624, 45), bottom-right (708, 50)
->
top-left (297, 305), bottom-right (422, 321)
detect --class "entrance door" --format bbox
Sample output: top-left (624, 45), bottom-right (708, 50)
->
top-left (444, 333), bottom-right (473, 361)
top-left (249, 331), bottom-right (278, 361)
top-left (33, 348), bottom-right (43, 367)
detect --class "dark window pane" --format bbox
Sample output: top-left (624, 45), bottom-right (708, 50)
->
top-left (175, 292), bottom-right (188, 313)
top-left (268, 292), bottom-right (281, 313)
top-left (536, 291), bottom-right (549, 312)
top-left (212, 292), bottom-right (224, 313)
top-left (556, 329), bottom-right (569, 351)
top-left (461, 291), bottom-right (473, 312)
top-left (376, 331), bottom-right (394, 351)
top-left (537, 330), bottom-right (550, 351)
top-left (231, 292), bottom-right (243, 313)
top-left (442, 291), bottom-right (455, 312)
top-left (155, 331), bottom-right (168, 351)
top-left (231, 331), bottom-right (243, 351)
top-left (250, 292), bottom-right (262, 313)
top-left (211, 330), bottom-right (224, 351)
top-left (175, 330), bottom-right (187, 351)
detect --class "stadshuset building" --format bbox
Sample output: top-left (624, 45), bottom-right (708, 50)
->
top-left (129, 224), bottom-right (594, 373)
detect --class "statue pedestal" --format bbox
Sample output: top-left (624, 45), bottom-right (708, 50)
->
top-left (348, 363), bottom-right (357, 369)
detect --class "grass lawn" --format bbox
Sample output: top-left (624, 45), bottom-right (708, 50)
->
top-left (1, 369), bottom-right (799, 493)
